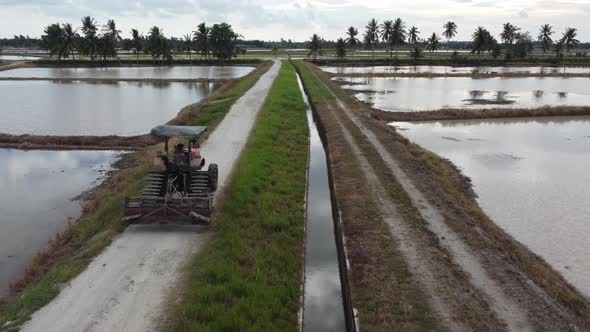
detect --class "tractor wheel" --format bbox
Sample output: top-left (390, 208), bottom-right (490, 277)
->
top-left (208, 163), bottom-right (218, 192)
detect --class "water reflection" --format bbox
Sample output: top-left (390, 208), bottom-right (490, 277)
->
top-left (0, 65), bottom-right (254, 79)
top-left (297, 75), bottom-right (346, 331)
top-left (336, 76), bottom-right (590, 112)
top-left (322, 65), bottom-right (590, 75)
top-left (391, 116), bottom-right (590, 297)
top-left (0, 149), bottom-right (122, 295)
top-left (0, 80), bottom-right (220, 136)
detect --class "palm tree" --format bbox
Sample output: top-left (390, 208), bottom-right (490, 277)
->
top-left (336, 38), bottom-right (346, 59)
top-left (345, 26), bottom-right (360, 48)
top-left (537, 24), bottom-right (553, 54)
top-left (391, 18), bottom-right (406, 57)
top-left (500, 23), bottom-right (520, 47)
top-left (148, 26), bottom-right (164, 62)
top-left (426, 33), bottom-right (440, 53)
top-left (307, 33), bottom-right (323, 61)
top-left (100, 19), bottom-right (121, 61)
top-left (472, 26), bottom-right (491, 57)
top-left (43, 23), bottom-right (65, 62)
top-left (443, 21), bottom-right (457, 47)
top-left (408, 26), bottom-right (420, 45)
top-left (81, 16), bottom-right (98, 60)
top-left (381, 20), bottom-right (394, 57)
top-left (345, 26), bottom-right (360, 56)
top-left (183, 34), bottom-right (193, 61)
top-left (363, 18), bottom-right (379, 58)
top-left (130, 29), bottom-right (143, 63)
top-left (560, 28), bottom-right (579, 56)
top-left (62, 23), bottom-right (78, 59)
top-left (193, 23), bottom-right (210, 59)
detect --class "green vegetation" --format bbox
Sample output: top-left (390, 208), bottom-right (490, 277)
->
top-left (40, 17), bottom-right (241, 63)
top-left (166, 61), bottom-right (309, 331)
top-left (0, 62), bottom-right (272, 330)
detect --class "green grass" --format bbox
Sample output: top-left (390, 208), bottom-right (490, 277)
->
top-left (167, 61), bottom-right (309, 331)
top-left (0, 62), bottom-right (273, 331)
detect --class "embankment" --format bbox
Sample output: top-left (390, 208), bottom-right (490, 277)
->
top-left (0, 61), bottom-right (273, 330)
top-left (160, 61), bottom-right (309, 331)
top-left (372, 106), bottom-right (590, 122)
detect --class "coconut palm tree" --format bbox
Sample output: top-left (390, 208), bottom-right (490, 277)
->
top-left (99, 19), bottom-right (121, 61)
top-left (193, 23), bottom-right (210, 59)
top-left (81, 16), bottom-right (98, 60)
top-left (148, 26), bottom-right (165, 62)
top-left (391, 18), bottom-right (406, 57)
top-left (381, 20), bottom-right (394, 57)
top-left (443, 21), bottom-right (457, 46)
top-left (336, 38), bottom-right (346, 59)
top-left (500, 22), bottom-right (520, 47)
top-left (62, 23), bottom-right (78, 59)
top-left (472, 26), bottom-right (491, 56)
top-left (42, 23), bottom-right (65, 61)
top-left (426, 33), bottom-right (440, 53)
top-left (408, 26), bottom-right (420, 45)
top-left (130, 29), bottom-right (143, 63)
top-left (363, 18), bottom-right (379, 58)
top-left (537, 24), bottom-right (554, 54)
top-left (560, 28), bottom-right (579, 56)
top-left (307, 33), bottom-right (323, 61)
top-left (345, 26), bottom-right (360, 48)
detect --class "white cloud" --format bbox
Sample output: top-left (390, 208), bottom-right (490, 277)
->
top-left (0, 0), bottom-right (588, 41)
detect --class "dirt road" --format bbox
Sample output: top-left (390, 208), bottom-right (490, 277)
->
top-left (21, 60), bottom-right (281, 332)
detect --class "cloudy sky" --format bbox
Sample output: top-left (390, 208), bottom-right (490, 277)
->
top-left (0, 0), bottom-right (588, 42)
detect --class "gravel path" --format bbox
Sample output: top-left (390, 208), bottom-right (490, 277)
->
top-left (21, 60), bottom-right (281, 332)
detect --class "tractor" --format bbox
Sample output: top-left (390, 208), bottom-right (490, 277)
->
top-left (123, 125), bottom-right (218, 224)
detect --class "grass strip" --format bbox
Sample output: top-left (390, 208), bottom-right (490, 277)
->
top-left (0, 62), bottom-right (272, 331)
top-left (166, 61), bottom-right (309, 331)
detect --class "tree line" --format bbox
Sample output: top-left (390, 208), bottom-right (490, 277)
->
top-left (40, 17), bottom-right (241, 62)
top-left (308, 19), bottom-right (582, 60)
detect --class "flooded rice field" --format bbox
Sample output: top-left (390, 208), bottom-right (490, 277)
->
top-left (0, 148), bottom-right (122, 295)
top-left (0, 80), bottom-right (220, 136)
top-left (335, 76), bottom-right (590, 112)
top-left (298, 74), bottom-right (346, 331)
top-left (392, 116), bottom-right (590, 296)
top-left (0, 65), bottom-right (254, 79)
top-left (322, 65), bottom-right (590, 75)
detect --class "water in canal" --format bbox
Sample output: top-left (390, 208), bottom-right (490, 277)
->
top-left (322, 65), bottom-right (590, 75)
top-left (335, 76), bottom-right (590, 112)
top-left (297, 74), bottom-right (346, 331)
top-left (392, 116), bottom-right (590, 297)
top-left (0, 149), bottom-right (122, 296)
top-left (0, 65), bottom-right (254, 79)
top-left (0, 80), bottom-right (220, 136)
